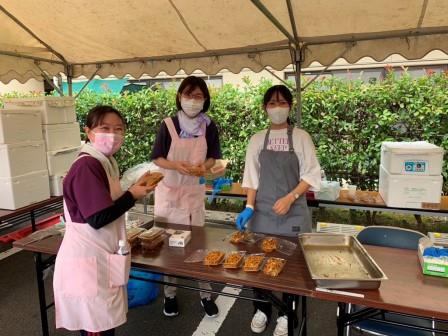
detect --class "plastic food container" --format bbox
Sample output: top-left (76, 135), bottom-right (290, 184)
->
top-left (127, 227), bottom-right (145, 248)
top-left (223, 251), bottom-right (246, 269)
top-left (203, 250), bottom-right (225, 266)
top-left (243, 253), bottom-right (266, 272)
top-left (260, 237), bottom-right (279, 253)
top-left (263, 257), bottom-right (286, 277)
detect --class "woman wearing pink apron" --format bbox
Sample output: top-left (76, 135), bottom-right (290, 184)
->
top-left (53, 106), bottom-right (153, 336)
top-left (151, 76), bottom-right (222, 318)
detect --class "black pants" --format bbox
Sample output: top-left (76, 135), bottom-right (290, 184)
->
top-left (80, 329), bottom-right (115, 336)
top-left (253, 289), bottom-right (288, 320)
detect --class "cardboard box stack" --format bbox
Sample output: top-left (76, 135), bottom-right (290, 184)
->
top-left (4, 97), bottom-right (82, 197)
top-left (0, 109), bottom-right (50, 209)
top-left (379, 141), bottom-right (444, 209)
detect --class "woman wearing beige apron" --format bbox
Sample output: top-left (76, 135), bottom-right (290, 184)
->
top-left (53, 106), bottom-right (154, 336)
top-left (151, 76), bottom-right (222, 318)
top-left (236, 86), bottom-right (321, 336)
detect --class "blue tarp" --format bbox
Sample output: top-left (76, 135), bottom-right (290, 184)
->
top-left (62, 79), bottom-right (128, 94)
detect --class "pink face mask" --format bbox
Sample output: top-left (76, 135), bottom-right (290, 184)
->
top-left (92, 132), bottom-right (123, 156)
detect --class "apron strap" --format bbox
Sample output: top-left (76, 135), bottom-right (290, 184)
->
top-left (164, 117), bottom-right (179, 141)
top-left (287, 126), bottom-right (295, 152)
top-left (262, 128), bottom-right (271, 150)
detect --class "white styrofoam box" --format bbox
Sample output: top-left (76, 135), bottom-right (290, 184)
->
top-left (4, 96), bottom-right (76, 125)
top-left (379, 165), bottom-right (443, 209)
top-left (0, 170), bottom-right (50, 210)
top-left (381, 141), bottom-right (444, 176)
top-left (42, 122), bottom-right (81, 151)
top-left (49, 175), bottom-right (65, 196)
top-left (46, 146), bottom-right (81, 176)
top-left (0, 140), bottom-right (47, 178)
top-left (0, 109), bottom-right (42, 143)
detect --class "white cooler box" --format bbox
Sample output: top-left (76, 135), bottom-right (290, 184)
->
top-left (0, 170), bottom-right (50, 210)
top-left (49, 175), bottom-right (65, 196)
top-left (47, 146), bottom-right (81, 176)
top-left (0, 140), bottom-right (47, 177)
top-left (42, 122), bottom-right (82, 151)
top-left (4, 96), bottom-right (76, 124)
top-left (379, 165), bottom-right (443, 208)
top-left (381, 141), bottom-right (444, 175)
top-left (0, 109), bottom-right (42, 143)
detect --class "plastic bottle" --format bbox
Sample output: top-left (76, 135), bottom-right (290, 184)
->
top-left (117, 239), bottom-right (129, 255)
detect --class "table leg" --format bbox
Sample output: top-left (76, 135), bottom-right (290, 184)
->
top-left (337, 302), bottom-right (347, 336)
top-left (300, 296), bottom-right (307, 336)
top-left (286, 294), bottom-right (295, 336)
top-left (34, 252), bottom-right (49, 336)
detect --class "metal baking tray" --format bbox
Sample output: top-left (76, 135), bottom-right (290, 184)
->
top-left (299, 233), bottom-right (388, 289)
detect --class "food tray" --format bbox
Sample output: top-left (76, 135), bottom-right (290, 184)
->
top-left (223, 251), bottom-right (246, 269)
top-left (127, 227), bottom-right (145, 247)
top-left (243, 253), bottom-right (265, 272)
top-left (263, 257), bottom-right (286, 277)
top-left (299, 233), bottom-right (387, 289)
top-left (203, 250), bottom-right (225, 266)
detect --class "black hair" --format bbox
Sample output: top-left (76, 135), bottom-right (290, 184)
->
top-left (85, 105), bottom-right (125, 142)
top-left (85, 105), bottom-right (125, 129)
top-left (263, 85), bottom-right (293, 107)
top-left (175, 76), bottom-right (211, 113)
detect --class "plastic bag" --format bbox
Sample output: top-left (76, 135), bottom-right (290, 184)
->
top-left (127, 269), bottom-right (161, 308)
top-left (120, 162), bottom-right (160, 190)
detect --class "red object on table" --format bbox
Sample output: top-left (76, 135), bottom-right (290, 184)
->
top-left (0, 213), bottom-right (61, 243)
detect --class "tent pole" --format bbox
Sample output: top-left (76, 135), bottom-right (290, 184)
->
top-left (294, 49), bottom-right (302, 127)
top-left (250, 0), bottom-right (296, 44)
top-left (0, 50), bottom-right (65, 64)
top-left (0, 5), bottom-right (68, 64)
top-left (75, 66), bottom-right (101, 98)
top-left (35, 62), bottom-right (63, 96)
top-left (66, 65), bottom-right (73, 97)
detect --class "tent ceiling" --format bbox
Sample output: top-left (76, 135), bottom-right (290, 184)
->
top-left (1, 0), bottom-right (448, 83)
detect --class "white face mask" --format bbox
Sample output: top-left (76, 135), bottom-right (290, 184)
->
top-left (266, 106), bottom-right (290, 124)
top-left (181, 97), bottom-right (204, 118)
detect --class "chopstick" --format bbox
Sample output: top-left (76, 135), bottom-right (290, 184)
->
top-left (315, 287), bottom-right (365, 298)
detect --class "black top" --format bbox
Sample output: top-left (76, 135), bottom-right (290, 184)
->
top-left (150, 116), bottom-right (222, 160)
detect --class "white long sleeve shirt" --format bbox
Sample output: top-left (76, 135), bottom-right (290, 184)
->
top-left (242, 127), bottom-right (321, 191)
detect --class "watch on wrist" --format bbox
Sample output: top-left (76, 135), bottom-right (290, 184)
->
top-left (292, 192), bottom-right (299, 200)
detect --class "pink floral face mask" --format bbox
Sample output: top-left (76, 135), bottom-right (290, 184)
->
top-left (92, 132), bottom-right (123, 156)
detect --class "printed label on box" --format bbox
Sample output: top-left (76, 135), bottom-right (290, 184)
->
top-left (404, 160), bottom-right (427, 173)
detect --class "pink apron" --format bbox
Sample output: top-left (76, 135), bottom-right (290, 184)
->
top-left (154, 117), bottom-right (207, 226)
top-left (53, 154), bottom-right (130, 332)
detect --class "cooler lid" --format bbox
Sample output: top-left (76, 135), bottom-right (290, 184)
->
top-left (381, 141), bottom-right (444, 154)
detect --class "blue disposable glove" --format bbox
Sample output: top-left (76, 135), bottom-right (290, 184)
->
top-left (236, 207), bottom-right (254, 231)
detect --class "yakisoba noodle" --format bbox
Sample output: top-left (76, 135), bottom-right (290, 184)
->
top-left (223, 252), bottom-right (245, 268)
top-left (243, 254), bottom-right (265, 272)
top-left (263, 257), bottom-right (286, 277)
top-left (261, 237), bottom-right (278, 252)
top-left (203, 250), bottom-right (225, 266)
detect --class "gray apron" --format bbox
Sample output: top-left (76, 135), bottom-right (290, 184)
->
top-left (248, 126), bottom-right (311, 237)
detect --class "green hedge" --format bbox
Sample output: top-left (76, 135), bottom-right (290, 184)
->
top-left (1, 72), bottom-right (447, 192)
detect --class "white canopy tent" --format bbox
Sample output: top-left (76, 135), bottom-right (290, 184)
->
top-left (1, 0), bottom-right (448, 122)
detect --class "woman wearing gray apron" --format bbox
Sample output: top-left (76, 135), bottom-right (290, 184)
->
top-left (236, 85), bottom-right (321, 336)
